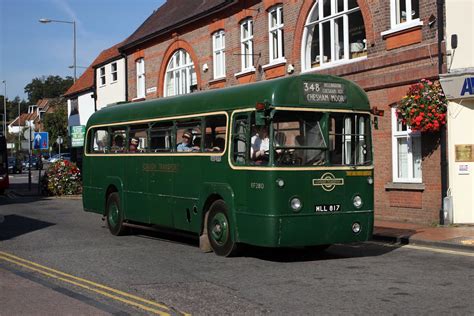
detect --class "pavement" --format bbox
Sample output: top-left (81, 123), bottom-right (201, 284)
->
top-left (4, 180), bottom-right (474, 252)
top-left (373, 219), bottom-right (474, 252)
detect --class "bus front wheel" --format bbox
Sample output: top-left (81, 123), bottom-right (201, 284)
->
top-left (207, 200), bottom-right (239, 257)
top-left (106, 192), bottom-right (128, 236)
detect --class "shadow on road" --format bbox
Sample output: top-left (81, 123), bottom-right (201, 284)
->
top-left (0, 215), bottom-right (55, 241)
top-left (127, 226), bottom-right (400, 262)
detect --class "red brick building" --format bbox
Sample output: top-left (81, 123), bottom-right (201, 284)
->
top-left (119, 0), bottom-right (446, 225)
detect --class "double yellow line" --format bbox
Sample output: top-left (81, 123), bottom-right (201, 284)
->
top-left (0, 251), bottom-right (189, 316)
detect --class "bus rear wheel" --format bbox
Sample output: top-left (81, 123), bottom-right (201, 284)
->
top-left (106, 192), bottom-right (128, 236)
top-left (207, 200), bottom-right (239, 257)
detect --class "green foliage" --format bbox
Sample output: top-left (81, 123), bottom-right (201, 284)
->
top-left (1, 95), bottom-right (28, 122)
top-left (43, 100), bottom-right (69, 150)
top-left (41, 160), bottom-right (82, 196)
top-left (24, 75), bottom-right (73, 104)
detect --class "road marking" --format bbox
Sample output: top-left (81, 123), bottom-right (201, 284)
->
top-left (0, 251), bottom-right (190, 316)
top-left (402, 244), bottom-right (474, 257)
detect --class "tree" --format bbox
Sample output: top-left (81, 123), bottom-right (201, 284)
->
top-left (24, 75), bottom-right (73, 104)
top-left (43, 98), bottom-right (69, 152)
top-left (5, 96), bottom-right (28, 122)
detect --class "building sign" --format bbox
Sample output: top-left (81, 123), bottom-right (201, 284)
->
top-left (302, 81), bottom-right (347, 104)
top-left (439, 74), bottom-right (474, 100)
top-left (458, 164), bottom-right (470, 175)
top-left (146, 87), bottom-right (157, 94)
top-left (70, 125), bottom-right (85, 148)
top-left (455, 144), bottom-right (474, 162)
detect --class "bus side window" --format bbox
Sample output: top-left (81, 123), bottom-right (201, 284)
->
top-left (204, 115), bottom-right (227, 152)
top-left (176, 120), bottom-right (202, 152)
top-left (111, 128), bottom-right (126, 153)
top-left (150, 121), bottom-right (173, 153)
top-left (232, 115), bottom-right (249, 165)
top-left (92, 128), bottom-right (109, 153)
top-left (129, 124), bottom-right (148, 153)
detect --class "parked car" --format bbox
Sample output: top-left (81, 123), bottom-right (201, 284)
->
top-left (8, 157), bottom-right (22, 174)
top-left (48, 153), bottom-right (71, 163)
top-left (23, 156), bottom-right (43, 170)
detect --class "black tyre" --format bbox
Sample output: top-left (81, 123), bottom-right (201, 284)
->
top-left (207, 200), bottom-right (239, 257)
top-left (106, 192), bottom-right (128, 236)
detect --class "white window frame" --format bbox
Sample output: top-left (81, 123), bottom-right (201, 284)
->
top-left (99, 67), bottom-right (106, 86)
top-left (240, 19), bottom-right (255, 72)
top-left (391, 107), bottom-right (422, 183)
top-left (268, 5), bottom-right (285, 64)
top-left (111, 62), bottom-right (118, 82)
top-left (163, 49), bottom-right (197, 97)
top-left (212, 30), bottom-right (226, 79)
top-left (382, 0), bottom-right (422, 36)
top-left (136, 58), bottom-right (146, 99)
top-left (301, 0), bottom-right (367, 71)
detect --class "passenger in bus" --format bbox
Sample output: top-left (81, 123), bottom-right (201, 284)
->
top-left (111, 135), bottom-right (124, 152)
top-left (177, 131), bottom-right (199, 152)
top-left (213, 138), bottom-right (225, 152)
top-left (129, 138), bottom-right (138, 152)
top-left (251, 126), bottom-right (269, 161)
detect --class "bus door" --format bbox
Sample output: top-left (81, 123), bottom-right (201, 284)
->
top-left (146, 122), bottom-right (174, 227)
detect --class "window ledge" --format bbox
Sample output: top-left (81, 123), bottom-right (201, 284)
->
top-left (262, 58), bottom-right (287, 70)
top-left (385, 182), bottom-right (425, 191)
top-left (132, 97), bottom-right (145, 102)
top-left (209, 77), bottom-right (226, 84)
top-left (381, 19), bottom-right (423, 38)
top-left (235, 67), bottom-right (256, 78)
top-left (301, 55), bottom-right (368, 73)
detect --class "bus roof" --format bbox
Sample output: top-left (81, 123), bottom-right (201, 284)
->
top-left (87, 74), bottom-right (369, 127)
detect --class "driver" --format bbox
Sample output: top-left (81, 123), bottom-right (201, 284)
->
top-left (251, 126), bottom-right (269, 161)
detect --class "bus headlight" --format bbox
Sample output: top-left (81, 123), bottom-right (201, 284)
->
top-left (290, 197), bottom-right (302, 212)
top-left (353, 195), bottom-right (363, 208)
top-left (276, 178), bottom-right (285, 188)
top-left (352, 222), bottom-right (361, 234)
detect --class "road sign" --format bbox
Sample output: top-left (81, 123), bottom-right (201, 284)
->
top-left (57, 136), bottom-right (63, 145)
top-left (33, 132), bottom-right (49, 150)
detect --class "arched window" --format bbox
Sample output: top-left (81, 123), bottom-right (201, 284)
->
top-left (302, 0), bottom-right (366, 71)
top-left (164, 49), bottom-right (197, 97)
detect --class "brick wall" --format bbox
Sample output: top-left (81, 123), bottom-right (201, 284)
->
top-left (123, 0), bottom-right (445, 224)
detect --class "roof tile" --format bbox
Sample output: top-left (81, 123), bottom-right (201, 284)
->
top-left (121, 0), bottom-right (231, 50)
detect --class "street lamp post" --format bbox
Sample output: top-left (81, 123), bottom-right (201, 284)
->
top-left (39, 18), bottom-right (77, 82)
top-left (2, 80), bottom-right (6, 136)
top-left (18, 100), bottom-right (20, 153)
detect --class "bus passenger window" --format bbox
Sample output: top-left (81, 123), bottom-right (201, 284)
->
top-left (129, 124), bottom-right (148, 153)
top-left (232, 115), bottom-right (249, 165)
top-left (176, 120), bottom-right (202, 152)
top-left (111, 128), bottom-right (126, 153)
top-left (150, 122), bottom-right (173, 152)
top-left (92, 128), bottom-right (109, 153)
top-left (204, 115), bottom-right (227, 152)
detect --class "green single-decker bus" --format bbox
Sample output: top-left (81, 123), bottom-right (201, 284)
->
top-left (83, 74), bottom-right (374, 256)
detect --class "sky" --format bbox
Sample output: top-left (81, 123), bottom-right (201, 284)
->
top-left (0, 0), bottom-right (165, 101)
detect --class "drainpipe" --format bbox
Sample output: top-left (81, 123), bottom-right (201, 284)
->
top-left (122, 53), bottom-right (129, 102)
top-left (437, 0), bottom-right (448, 225)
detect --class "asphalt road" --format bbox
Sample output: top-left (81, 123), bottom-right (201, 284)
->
top-left (1, 179), bottom-right (473, 315)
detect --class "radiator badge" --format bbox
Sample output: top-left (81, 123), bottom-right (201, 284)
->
top-left (312, 172), bottom-right (344, 192)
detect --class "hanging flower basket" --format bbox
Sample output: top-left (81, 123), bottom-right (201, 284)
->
top-left (396, 79), bottom-right (447, 132)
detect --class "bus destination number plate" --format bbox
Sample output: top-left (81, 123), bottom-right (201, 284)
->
top-left (315, 204), bottom-right (341, 212)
